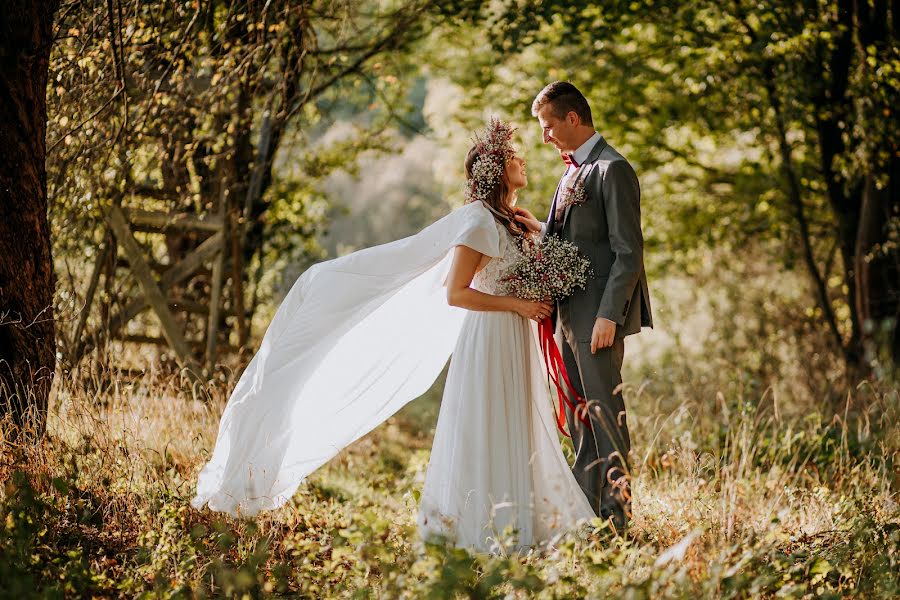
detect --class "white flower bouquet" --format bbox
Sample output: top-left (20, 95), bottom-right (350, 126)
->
top-left (499, 235), bottom-right (592, 302)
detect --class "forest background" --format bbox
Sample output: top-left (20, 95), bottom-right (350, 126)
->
top-left (1, 0), bottom-right (898, 597)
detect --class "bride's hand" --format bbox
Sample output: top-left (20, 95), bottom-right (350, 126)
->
top-left (513, 207), bottom-right (542, 234)
top-left (514, 299), bottom-right (554, 321)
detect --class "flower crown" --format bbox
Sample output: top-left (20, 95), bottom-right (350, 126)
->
top-left (464, 118), bottom-right (517, 204)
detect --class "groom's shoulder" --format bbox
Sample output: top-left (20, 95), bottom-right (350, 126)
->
top-left (597, 142), bottom-right (629, 165)
top-left (592, 145), bottom-right (634, 177)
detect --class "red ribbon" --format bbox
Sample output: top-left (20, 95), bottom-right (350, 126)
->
top-left (537, 317), bottom-right (591, 437)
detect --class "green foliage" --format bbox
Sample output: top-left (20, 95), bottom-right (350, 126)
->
top-left (431, 1), bottom-right (827, 261)
top-left (428, 0), bottom-right (899, 370)
top-left (47, 0), bottom-right (461, 366)
top-left (0, 469), bottom-right (116, 598)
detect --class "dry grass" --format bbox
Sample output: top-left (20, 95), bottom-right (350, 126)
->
top-left (1, 356), bottom-right (898, 598)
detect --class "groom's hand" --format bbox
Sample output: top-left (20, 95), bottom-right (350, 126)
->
top-left (591, 318), bottom-right (616, 353)
top-left (513, 207), bottom-right (542, 233)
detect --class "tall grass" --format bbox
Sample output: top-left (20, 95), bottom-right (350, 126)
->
top-left (2, 354), bottom-right (897, 598)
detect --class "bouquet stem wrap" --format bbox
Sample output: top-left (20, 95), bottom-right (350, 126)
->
top-left (537, 317), bottom-right (591, 437)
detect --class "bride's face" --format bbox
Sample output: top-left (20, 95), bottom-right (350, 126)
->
top-left (504, 155), bottom-right (527, 192)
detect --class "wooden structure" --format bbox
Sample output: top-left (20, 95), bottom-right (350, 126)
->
top-left (67, 193), bottom-right (250, 380)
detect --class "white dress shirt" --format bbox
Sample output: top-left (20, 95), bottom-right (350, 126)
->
top-left (566, 131), bottom-right (602, 174)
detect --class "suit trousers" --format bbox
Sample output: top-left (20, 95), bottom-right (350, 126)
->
top-left (559, 335), bottom-right (632, 519)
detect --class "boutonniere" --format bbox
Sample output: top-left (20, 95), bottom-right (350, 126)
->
top-left (559, 176), bottom-right (587, 211)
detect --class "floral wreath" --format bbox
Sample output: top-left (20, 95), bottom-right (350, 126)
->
top-left (464, 117), bottom-right (517, 204)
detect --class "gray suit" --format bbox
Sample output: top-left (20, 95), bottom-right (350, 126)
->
top-left (545, 135), bottom-right (652, 523)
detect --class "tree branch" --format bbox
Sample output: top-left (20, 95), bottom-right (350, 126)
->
top-left (761, 61), bottom-right (846, 356)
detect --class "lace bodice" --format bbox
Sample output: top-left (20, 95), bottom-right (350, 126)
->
top-left (472, 221), bottom-right (524, 294)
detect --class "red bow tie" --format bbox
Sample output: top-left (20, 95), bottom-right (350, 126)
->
top-left (562, 153), bottom-right (579, 167)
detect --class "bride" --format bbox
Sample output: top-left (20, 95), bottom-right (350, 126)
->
top-left (192, 119), bottom-right (595, 553)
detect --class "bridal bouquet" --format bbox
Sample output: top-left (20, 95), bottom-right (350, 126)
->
top-left (500, 235), bottom-right (593, 437)
top-left (499, 235), bottom-right (592, 302)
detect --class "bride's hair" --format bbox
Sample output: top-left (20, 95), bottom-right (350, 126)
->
top-left (464, 144), bottom-right (524, 240)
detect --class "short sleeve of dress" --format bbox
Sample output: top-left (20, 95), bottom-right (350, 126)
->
top-left (450, 201), bottom-right (502, 258)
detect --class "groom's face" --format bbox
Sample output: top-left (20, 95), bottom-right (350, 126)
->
top-left (536, 104), bottom-right (578, 153)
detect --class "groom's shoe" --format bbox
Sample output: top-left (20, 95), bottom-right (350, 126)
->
top-left (599, 506), bottom-right (629, 537)
top-left (600, 467), bottom-right (632, 536)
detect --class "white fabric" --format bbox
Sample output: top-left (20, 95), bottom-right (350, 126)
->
top-left (566, 130), bottom-right (602, 174)
top-left (193, 201), bottom-right (501, 516)
top-left (417, 220), bottom-right (594, 552)
top-left (192, 199), bottom-right (594, 551)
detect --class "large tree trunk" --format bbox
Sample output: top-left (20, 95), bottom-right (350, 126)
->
top-left (0, 1), bottom-right (59, 434)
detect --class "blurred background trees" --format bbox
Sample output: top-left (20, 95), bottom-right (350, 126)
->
top-left (2, 0), bottom-right (894, 428)
top-left (447, 0), bottom-right (899, 384)
top-left (47, 0), bottom-right (457, 387)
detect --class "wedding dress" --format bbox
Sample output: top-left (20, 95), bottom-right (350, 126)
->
top-left (417, 212), bottom-right (594, 552)
top-left (192, 200), bottom-right (593, 551)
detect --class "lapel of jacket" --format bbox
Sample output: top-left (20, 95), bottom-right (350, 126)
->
top-left (544, 174), bottom-right (565, 237)
top-left (560, 136), bottom-right (609, 233)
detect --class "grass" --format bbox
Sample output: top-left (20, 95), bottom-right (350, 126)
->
top-left (1, 357), bottom-right (898, 598)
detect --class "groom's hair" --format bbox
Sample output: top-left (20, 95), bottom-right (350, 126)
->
top-left (531, 81), bottom-right (593, 126)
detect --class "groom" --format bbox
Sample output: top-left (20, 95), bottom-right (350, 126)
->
top-left (515, 81), bottom-right (653, 532)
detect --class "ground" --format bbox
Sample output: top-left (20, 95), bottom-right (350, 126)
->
top-left (1, 362), bottom-right (898, 598)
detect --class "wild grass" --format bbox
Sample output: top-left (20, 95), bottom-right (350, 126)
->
top-left (1, 355), bottom-right (898, 598)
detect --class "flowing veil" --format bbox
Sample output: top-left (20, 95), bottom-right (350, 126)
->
top-left (192, 200), bottom-right (502, 517)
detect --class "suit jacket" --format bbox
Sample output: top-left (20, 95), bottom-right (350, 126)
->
top-left (545, 136), bottom-right (653, 346)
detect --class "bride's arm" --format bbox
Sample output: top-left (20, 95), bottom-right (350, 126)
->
top-left (446, 245), bottom-right (552, 321)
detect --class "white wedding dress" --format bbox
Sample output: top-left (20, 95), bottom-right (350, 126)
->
top-left (417, 216), bottom-right (594, 552)
top-left (192, 200), bottom-right (593, 552)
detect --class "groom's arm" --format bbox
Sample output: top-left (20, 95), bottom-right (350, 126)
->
top-left (595, 159), bottom-right (643, 326)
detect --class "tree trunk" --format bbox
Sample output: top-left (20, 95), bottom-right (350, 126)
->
top-left (848, 0), bottom-right (899, 370)
top-left (0, 1), bottom-right (60, 434)
top-left (812, 0), bottom-right (864, 369)
top-left (855, 168), bottom-right (900, 367)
